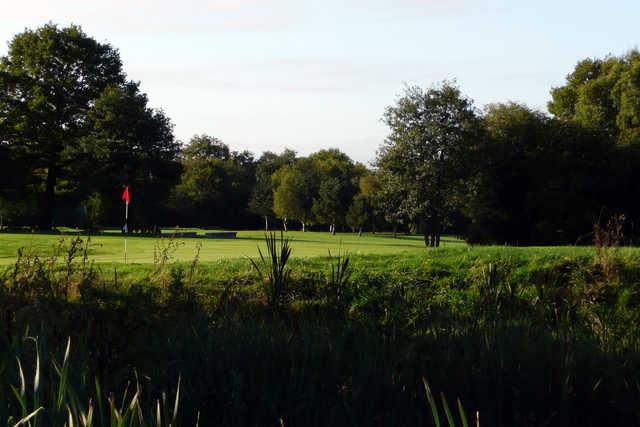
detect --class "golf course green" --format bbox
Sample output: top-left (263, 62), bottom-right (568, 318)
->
top-left (0, 230), bottom-right (467, 265)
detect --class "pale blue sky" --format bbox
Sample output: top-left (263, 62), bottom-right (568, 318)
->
top-left (1, 0), bottom-right (638, 163)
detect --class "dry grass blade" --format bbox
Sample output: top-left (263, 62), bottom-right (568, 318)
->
top-left (16, 357), bottom-right (26, 397)
top-left (171, 376), bottom-right (181, 426)
top-left (12, 407), bottom-right (44, 427)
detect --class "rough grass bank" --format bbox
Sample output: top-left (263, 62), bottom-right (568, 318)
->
top-left (1, 235), bottom-right (640, 426)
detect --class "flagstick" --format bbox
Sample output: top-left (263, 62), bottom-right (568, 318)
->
top-left (124, 200), bottom-right (128, 264)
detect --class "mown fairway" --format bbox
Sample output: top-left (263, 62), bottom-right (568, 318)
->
top-left (0, 230), bottom-right (469, 265)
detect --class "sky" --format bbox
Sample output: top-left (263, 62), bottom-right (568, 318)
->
top-left (0, 0), bottom-right (639, 164)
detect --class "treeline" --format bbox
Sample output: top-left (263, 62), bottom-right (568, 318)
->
top-left (2, 24), bottom-right (640, 245)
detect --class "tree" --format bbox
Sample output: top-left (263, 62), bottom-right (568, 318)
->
top-left (465, 102), bottom-right (619, 245)
top-left (272, 158), bottom-right (318, 232)
top-left (371, 170), bottom-right (407, 238)
top-left (378, 82), bottom-right (480, 246)
top-left (357, 173), bottom-right (384, 233)
top-left (79, 83), bottom-right (180, 229)
top-left (312, 177), bottom-right (344, 234)
top-left (345, 194), bottom-right (370, 235)
top-left (182, 135), bottom-right (230, 160)
top-left (0, 135), bottom-right (34, 226)
top-left (172, 135), bottom-right (255, 227)
top-left (0, 24), bottom-right (125, 227)
top-left (465, 103), bottom-right (549, 243)
top-left (309, 149), bottom-right (362, 233)
top-left (84, 192), bottom-right (103, 230)
top-left (249, 174), bottom-right (275, 231)
top-left (549, 50), bottom-right (640, 145)
top-left (248, 149), bottom-right (296, 230)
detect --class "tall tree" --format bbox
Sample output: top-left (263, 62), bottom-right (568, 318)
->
top-left (466, 102), bottom-right (618, 245)
top-left (248, 149), bottom-right (296, 230)
top-left (79, 83), bottom-right (180, 228)
top-left (357, 173), bottom-right (383, 233)
top-left (549, 50), bottom-right (640, 145)
top-left (378, 82), bottom-right (480, 246)
top-left (370, 170), bottom-right (407, 238)
top-left (309, 149), bottom-right (361, 233)
top-left (345, 194), bottom-right (370, 235)
top-left (182, 135), bottom-right (231, 160)
top-left (465, 103), bottom-right (550, 244)
top-left (0, 24), bottom-right (125, 227)
top-left (0, 131), bottom-right (34, 226)
top-left (272, 158), bottom-right (318, 232)
top-left (172, 135), bottom-right (255, 227)
top-left (312, 177), bottom-right (344, 234)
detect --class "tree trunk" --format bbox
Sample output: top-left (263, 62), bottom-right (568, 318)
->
top-left (302, 221), bottom-right (306, 232)
top-left (434, 218), bottom-right (441, 247)
top-left (264, 215), bottom-right (269, 231)
top-left (358, 227), bottom-right (362, 237)
top-left (331, 223), bottom-right (336, 235)
top-left (283, 217), bottom-right (288, 232)
top-left (40, 157), bottom-right (58, 229)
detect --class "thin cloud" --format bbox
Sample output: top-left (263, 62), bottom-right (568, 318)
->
top-left (133, 57), bottom-right (452, 94)
top-left (138, 69), bottom-right (350, 92)
top-left (0, 0), bottom-right (300, 35)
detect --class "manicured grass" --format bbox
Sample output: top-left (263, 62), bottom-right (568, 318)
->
top-left (0, 230), bottom-right (467, 265)
top-left (3, 228), bottom-right (640, 268)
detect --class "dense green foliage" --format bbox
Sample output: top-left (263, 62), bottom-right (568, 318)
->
top-left (3, 23), bottom-right (640, 246)
top-left (548, 50), bottom-right (640, 145)
top-left (2, 237), bottom-right (640, 425)
top-left (171, 135), bottom-right (255, 227)
top-left (378, 83), bottom-right (481, 246)
top-left (0, 24), bottom-right (178, 229)
top-left (248, 150), bottom-right (296, 230)
top-left (464, 103), bottom-right (636, 245)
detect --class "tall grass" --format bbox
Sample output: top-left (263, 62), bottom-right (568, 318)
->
top-left (6, 337), bottom-right (185, 427)
top-left (3, 330), bottom-right (480, 427)
top-left (423, 378), bottom-right (477, 427)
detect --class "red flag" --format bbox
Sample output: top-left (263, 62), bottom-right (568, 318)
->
top-left (121, 186), bottom-right (130, 204)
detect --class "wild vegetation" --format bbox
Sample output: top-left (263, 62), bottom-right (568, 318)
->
top-left (2, 232), bottom-right (640, 426)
